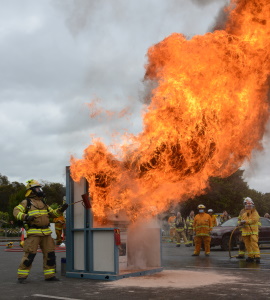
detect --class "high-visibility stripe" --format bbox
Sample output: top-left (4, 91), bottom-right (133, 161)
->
top-left (44, 269), bottom-right (55, 275)
top-left (28, 210), bottom-right (48, 216)
top-left (18, 269), bottom-right (30, 275)
top-left (194, 226), bottom-right (210, 230)
top-left (17, 212), bottom-right (24, 220)
top-left (242, 232), bottom-right (258, 236)
top-left (27, 228), bottom-right (52, 235)
top-left (196, 233), bottom-right (210, 236)
top-left (17, 205), bottom-right (25, 212)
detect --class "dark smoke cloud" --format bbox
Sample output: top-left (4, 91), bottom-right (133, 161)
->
top-left (208, 1), bottom-right (230, 31)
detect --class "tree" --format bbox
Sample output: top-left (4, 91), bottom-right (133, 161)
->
top-left (181, 170), bottom-right (252, 217)
top-left (0, 211), bottom-right (9, 228)
top-left (42, 181), bottom-right (66, 206)
top-left (0, 174), bottom-right (25, 213)
top-left (8, 188), bottom-right (26, 222)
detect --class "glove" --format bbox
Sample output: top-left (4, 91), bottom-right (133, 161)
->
top-left (59, 203), bottom-right (69, 213)
top-left (24, 214), bottom-right (35, 222)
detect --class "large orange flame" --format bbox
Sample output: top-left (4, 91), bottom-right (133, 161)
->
top-left (71, 0), bottom-right (270, 222)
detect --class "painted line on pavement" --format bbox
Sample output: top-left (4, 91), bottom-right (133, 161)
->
top-left (32, 294), bottom-right (83, 300)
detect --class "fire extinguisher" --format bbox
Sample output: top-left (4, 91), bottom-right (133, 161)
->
top-left (114, 229), bottom-right (121, 246)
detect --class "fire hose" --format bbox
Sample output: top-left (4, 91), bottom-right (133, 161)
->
top-left (228, 225), bottom-right (241, 258)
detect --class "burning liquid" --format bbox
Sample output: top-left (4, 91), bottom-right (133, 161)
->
top-left (71, 0), bottom-right (270, 221)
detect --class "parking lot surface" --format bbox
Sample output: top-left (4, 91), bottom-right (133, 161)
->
top-left (1, 240), bottom-right (270, 300)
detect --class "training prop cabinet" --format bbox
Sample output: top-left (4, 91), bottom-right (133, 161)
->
top-left (65, 166), bottom-right (163, 280)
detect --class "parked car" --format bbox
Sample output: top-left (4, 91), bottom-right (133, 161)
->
top-left (210, 217), bottom-right (270, 250)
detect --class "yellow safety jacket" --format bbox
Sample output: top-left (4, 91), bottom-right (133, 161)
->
top-left (193, 213), bottom-right (212, 236)
top-left (13, 197), bottom-right (62, 236)
top-left (186, 216), bottom-right (194, 230)
top-left (238, 208), bottom-right (260, 236)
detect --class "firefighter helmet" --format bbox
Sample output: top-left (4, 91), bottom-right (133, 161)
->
top-left (198, 204), bottom-right (206, 209)
top-left (25, 179), bottom-right (42, 197)
top-left (243, 197), bottom-right (254, 205)
top-left (208, 209), bottom-right (213, 213)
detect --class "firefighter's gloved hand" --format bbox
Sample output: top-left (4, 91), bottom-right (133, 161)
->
top-left (24, 214), bottom-right (35, 222)
top-left (59, 203), bottom-right (68, 212)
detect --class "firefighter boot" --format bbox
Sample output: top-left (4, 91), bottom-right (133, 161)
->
top-left (255, 258), bottom-right (261, 264)
top-left (246, 257), bottom-right (254, 262)
top-left (45, 276), bottom-right (60, 281)
top-left (18, 278), bottom-right (27, 284)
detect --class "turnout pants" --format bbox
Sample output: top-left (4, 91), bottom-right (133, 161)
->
top-left (17, 235), bottom-right (56, 279)
top-left (194, 236), bottom-right (211, 255)
top-left (242, 234), bottom-right (260, 258)
top-left (187, 229), bottom-right (193, 242)
top-left (238, 235), bottom-right (246, 257)
top-left (169, 228), bottom-right (176, 242)
top-left (175, 229), bottom-right (189, 245)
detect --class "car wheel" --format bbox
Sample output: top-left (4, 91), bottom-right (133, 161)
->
top-left (221, 235), bottom-right (231, 251)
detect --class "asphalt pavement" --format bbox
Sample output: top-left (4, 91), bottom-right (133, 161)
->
top-left (1, 239), bottom-right (270, 300)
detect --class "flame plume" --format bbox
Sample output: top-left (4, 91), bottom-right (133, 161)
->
top-left (71, 0), bottom-right (270, 221)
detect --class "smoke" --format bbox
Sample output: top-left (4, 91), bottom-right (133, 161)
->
top-left (208, 2), bottom-right (230, 31)
top-left (127, 219), bottom-right (161, 269)
top-left (191, 0), bottom-right (221, 6)
top-left (54, 0), bottom-right (98, 37)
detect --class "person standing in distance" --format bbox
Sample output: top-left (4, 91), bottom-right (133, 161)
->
top-left (192, 204), bottom-right (212, 257)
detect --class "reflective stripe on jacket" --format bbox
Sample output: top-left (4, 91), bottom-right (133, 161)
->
top-left (193, 213), bottom-right (212, 236)
top-left (13, 197), bottom-right (62, 237)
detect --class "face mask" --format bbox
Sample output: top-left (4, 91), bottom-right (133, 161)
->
top-left (32, 187), bottom-right (45, 197)
top-left (199, 209), bottom-right (204, 213)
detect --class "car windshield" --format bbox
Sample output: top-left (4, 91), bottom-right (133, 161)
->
top-left (260, 217), bottom-right (270, 226)
top-left (220, 218), bottom-right (238, 227)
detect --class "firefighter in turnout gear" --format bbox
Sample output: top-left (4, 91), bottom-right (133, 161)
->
top-left (13, 180), bottom-right (69, 283)
top-left (168, 211), bottom-right (176, 242)
top-left (186, 210), bottom-right (194, 244)
top-left (192, 204), bottom-right (212, 256)
top-left (53, 215), bottom-right (65, 245)
top-left (175, 212), bottom-right (191, 247)
top-left (208, 209), bottom-right (218, 227)
top-left (238, 197), bottom-right (260, 263)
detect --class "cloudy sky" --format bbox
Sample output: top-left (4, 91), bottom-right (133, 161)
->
top-left (0, 0), bottom-right (269, 193)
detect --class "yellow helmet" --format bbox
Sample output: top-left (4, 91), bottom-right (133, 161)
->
top-left (25, 179), bottom-right (42, 197)
top-left (198, 204), bottom-right (206, 209)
